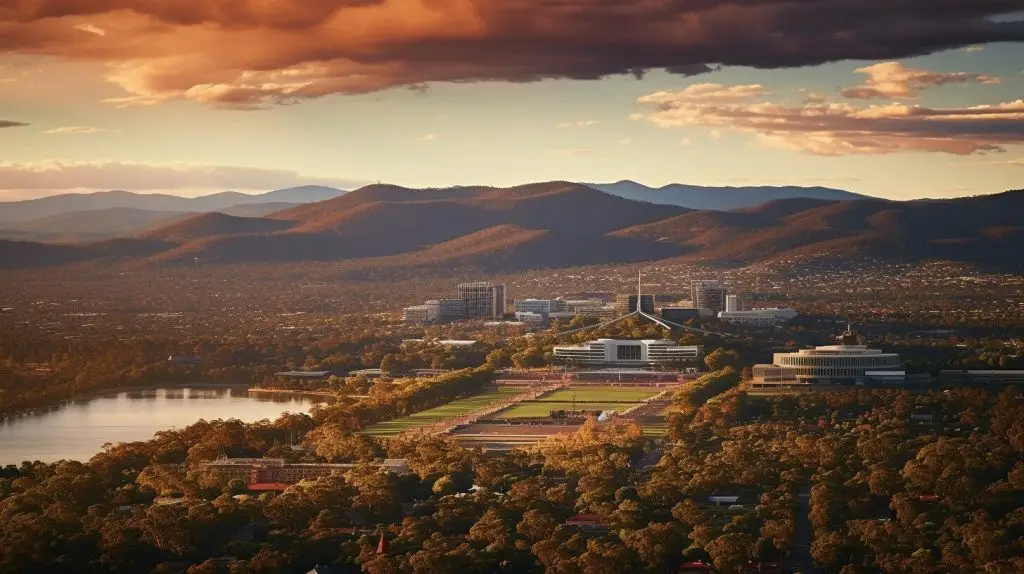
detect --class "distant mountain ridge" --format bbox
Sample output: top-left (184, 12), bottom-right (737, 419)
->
top-left (0, 185), bottom-right (345, 224)
top-left (0, 182), bottom-right (1020, 272)
top-left (587, 180), bottom-right (870, 210)
top-left (0, 202), bottom-right (306, 243)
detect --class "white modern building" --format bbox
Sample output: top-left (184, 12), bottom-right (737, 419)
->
top-left (514, 311), bottom-right (546, 324)
top-left (402, 304), bottom-right (435, 323)
top-left (718, 308), bottom-right (799, 327)
top-left (751, 325), bottom-right (904, 388)
top-left (553, 338), bottom-right (702, 366)
top-left (725, 294), bottom-right (743, 313)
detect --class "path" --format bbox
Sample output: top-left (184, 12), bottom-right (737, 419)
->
top-left (786, 485), bottom-right (815, 573)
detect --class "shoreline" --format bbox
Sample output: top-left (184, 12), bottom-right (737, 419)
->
top-left (1, 382), bottom-right (254, 421)
top-left (247, 388), bottom-right (339, 399)
top-left (1, 383), bottom-right (342, 422)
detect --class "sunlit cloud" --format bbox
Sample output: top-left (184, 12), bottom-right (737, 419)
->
top-left (841, 61), bottom-right (1000, 100)
top-left (43, 126), bottom-right (114, 135)
top-left (2, 1), bottom-right (1021, 108)
top-left (556, 120), bottom-right (600, 128)
top-left (633, 66), bottom-right (1024, 156)
top-left (72, 23), bottom-right (106, 37)
top-left (0, 160), bottom-right (370, 192)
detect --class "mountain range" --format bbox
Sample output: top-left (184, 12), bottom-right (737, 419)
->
top-left (0, 182), bottom-right (866, 242)
top-left (0, 186), bottom-right (344, 241)
top-left (0, 181), bottom-right (1020, 272)
top-left (588, 180), bottom-right (869, 210)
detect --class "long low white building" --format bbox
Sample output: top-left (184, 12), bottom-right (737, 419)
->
top-left (553, 338), bottom-right (702, 366)
top-left (717, 308), bottom-right (798, 326)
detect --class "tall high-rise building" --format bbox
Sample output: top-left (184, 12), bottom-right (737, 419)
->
top-left (691, 280), bottom-right (727, 313)
top-left (615, 294), bottom-right (655, 315)
top-left (725, 294), bottom-right (743, 313)
top-left (457, 282), bottom-right (506, 319)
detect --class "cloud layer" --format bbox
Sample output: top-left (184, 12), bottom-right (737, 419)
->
top-left (1, 1), bottom-right (1022, 107)
top-left (1, 120), bottom-right (28, 128)
top-left (633, 81), bottom-right (1024, 156)
top-left (841, 61), bottom-right (1001, 100)
top-left (0, 160), bottom-right (369, 192)
top-left (43, 126), bottom-right (113, 134)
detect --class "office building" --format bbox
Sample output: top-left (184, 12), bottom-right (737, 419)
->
top-left (457, 282), bottom-right (506, 319)
top-left (577, 306), bottom-right (618, 320)
top-left (718, 308), bottom-right (798, 327)
top-left (514, 311), bottom-right (545, 324)
top-left (553, 338), bottom-right (702, 367)
top-left (615, 294), bottom-right (655, 315)
top-left (431, 299), bottom-right (468, 323)
top-left (751, 325), bottom-right (903, 388)
top-left (402, 305), bottom-right (434, 324)
top-left (661, 308), bottom-right (703, 323)
top-left (725, 294), bottom-right (743, 313)
top-left (691, 280), bottom-right (727, 313)
top-left (513, 299), bottom-right (568, 315)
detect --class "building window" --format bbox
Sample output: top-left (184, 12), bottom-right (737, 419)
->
top-left (617, 345), bottom-right (642, 361)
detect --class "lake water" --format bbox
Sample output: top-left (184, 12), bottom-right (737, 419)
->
top-left (0, 387), bottom-right (325, 464)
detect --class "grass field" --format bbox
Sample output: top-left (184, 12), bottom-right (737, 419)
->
top-left (362, 387), bottom-right (527, 437)
top-left (537, 387), bottom-right (662, 403)
top-left (496, 401), bottom-right (638, 419)
top-left (641, 422), bottom-right (670, 437)
top-left (491, 386), bottom-right (663, 419)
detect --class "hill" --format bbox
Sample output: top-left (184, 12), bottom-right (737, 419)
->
top-left (0, 183), bottom-right (1021, 272)
top-left (141, 212), bottom-right (296, 243)
top-left (616, 190), bottom-right (1024, 265)
top-left (0, 186), bottom-right (345, 224)
top-left (145, 181), bottom-right (689, 264)
top-left (0, 202), bottom-right (306, 242)
top-left (588, 180), bottom-right (870, 210)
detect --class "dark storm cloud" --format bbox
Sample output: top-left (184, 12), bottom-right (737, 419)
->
top-left (0, 0), bottom-right (1022, 106)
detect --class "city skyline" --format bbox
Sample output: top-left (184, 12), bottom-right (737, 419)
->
top-left (1, 3), bottom-right (1023, 201)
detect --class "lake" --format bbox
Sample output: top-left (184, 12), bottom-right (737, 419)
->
top-left (0, 387), bottom-right (325, 464)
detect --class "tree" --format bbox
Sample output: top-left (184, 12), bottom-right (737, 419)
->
top-left (516, 510), bottom-right (558, 543)
top-left (622, 522), bottom-right (687, 571)
top-left (705, 533), bottom-right (756, 574)
top-left (704, 348), bottom-right (741, 371)
top-left (304, 424), bottom-right (385, 462)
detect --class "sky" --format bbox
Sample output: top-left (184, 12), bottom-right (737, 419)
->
top-left (1, 1), bottom-right (1023, 201)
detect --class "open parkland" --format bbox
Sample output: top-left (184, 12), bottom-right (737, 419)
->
top-left (361, 369), bottom-right (686, 449)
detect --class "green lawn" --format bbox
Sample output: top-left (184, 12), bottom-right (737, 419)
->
top-left (537, 387), bottom-right (662, 403)
top-left (496, 401), bottom-right (637, 419)
top-left (641, 423), bottom-right (670, 437)
top-left (361, 388), bottom-right (527, 437)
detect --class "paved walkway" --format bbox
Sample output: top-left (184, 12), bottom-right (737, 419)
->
top-left (786, 485), bottom-right (815, 573)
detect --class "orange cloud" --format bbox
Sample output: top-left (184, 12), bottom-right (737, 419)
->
top-left (841, 62), bottom-right (1000, 100)
top-left (633, 80), bottom-right (1024, 156)
top-left (0, 1), bottom-right (1021, 108)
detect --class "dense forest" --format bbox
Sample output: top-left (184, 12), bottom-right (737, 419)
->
top-left (1, 362), bottom-right (1021, 573)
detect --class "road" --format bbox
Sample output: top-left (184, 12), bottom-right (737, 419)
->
top-left (786, 485), bottom-right (815, 573)
top-left (634, 446), bottom-right (664, 471)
